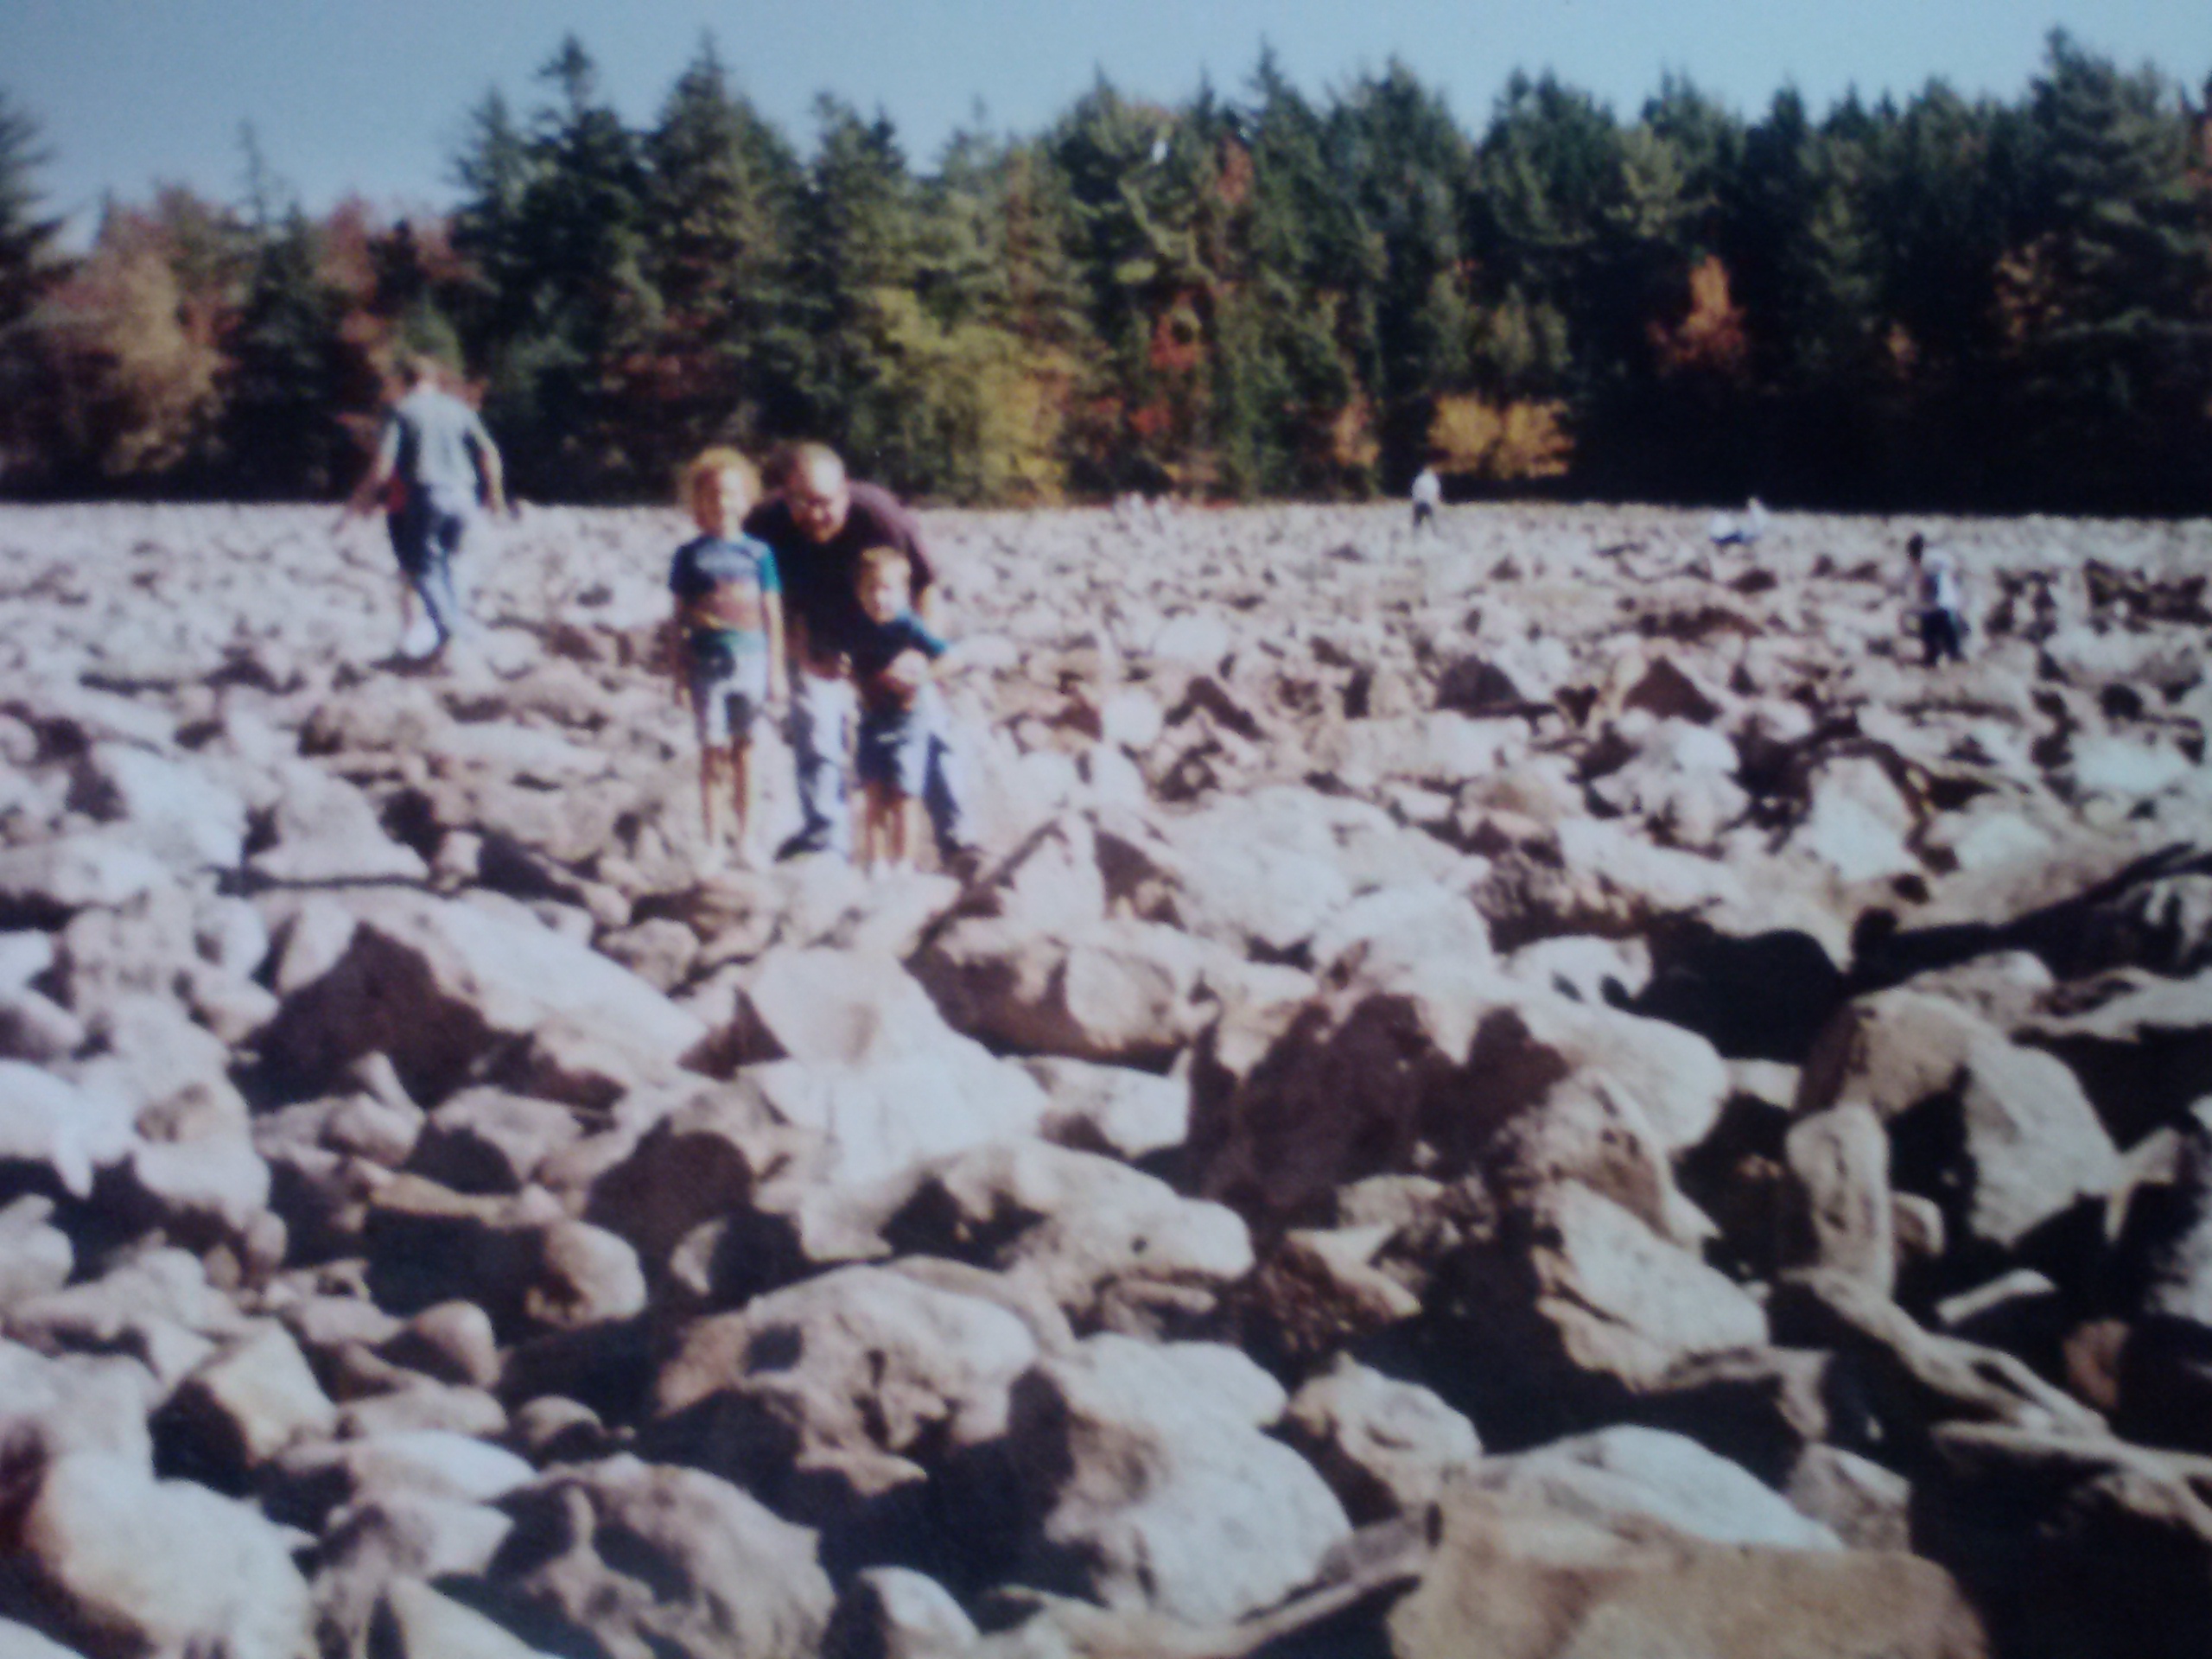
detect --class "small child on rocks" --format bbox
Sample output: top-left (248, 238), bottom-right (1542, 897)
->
top-left (848, 545), bottom-right (956, 875)
top-left (1904, 532), bottom-right (1968, 665)
top-left (666, 448), bottom-right (784, 864)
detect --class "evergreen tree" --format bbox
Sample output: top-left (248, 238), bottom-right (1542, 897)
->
top-left (221, 208), bottom-right (353, 495)
top-left (0, 91), bottom-right (65, 485)
top-left (1996, 32), bottom-right (2212, 505)
top-left (450, 86), bottom-right (536, 347)
top-left (641, 38), bottom-right (802, 474)
top-left (1221, 50), bottom-right (1368, 494)
top-left (516, 38), bottom-right (662, 493)
top-left (1331, 61), bottom-right (1469, 483)
top-left (789, 95), bottom-right (907, 449)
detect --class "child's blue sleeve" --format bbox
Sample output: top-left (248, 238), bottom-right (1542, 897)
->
top-left (753, 539), bottom-right (781, 594)
top-left (907, 618), bottom-right (950, 658)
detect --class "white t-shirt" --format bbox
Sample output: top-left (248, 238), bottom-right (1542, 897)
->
top-left (1411, 469), bottom-right (1441, 507)
top-left (1914, 549), bottom-right (1962, 613)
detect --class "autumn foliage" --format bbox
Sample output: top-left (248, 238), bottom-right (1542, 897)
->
top-left (1, 31), bottom-right (2209, 511)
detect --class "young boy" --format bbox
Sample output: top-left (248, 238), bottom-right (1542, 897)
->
top-left (667, 448), bottom-right (784, 863)
top-left (1904, 532), bottom-right (1967, 665)
top-left (848, 546), bottom-right (955, 875)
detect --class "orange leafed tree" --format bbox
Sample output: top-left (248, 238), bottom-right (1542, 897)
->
top-left (1650, 253), bottom-right (1749, 380)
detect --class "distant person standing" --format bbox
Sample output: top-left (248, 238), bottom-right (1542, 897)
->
top-left (1410, 464), bottom-right (1442, 531)
top-left (1905, 532), bottom-right (1967, 664)
top-left (344, 353), bottom-right (506, 659)
top-left (743, 442), bottom-right (975, 868)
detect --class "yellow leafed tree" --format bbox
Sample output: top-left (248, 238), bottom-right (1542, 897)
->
top-left (1427, 394), bottom-right (1572, 480)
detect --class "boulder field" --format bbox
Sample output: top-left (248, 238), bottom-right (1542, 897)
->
top-left (2, 498), bottom-right (2210, 1658)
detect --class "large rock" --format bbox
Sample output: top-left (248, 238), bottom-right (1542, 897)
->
top-left (1281, 1357), bottom-right (1482, 1522)
top-left (1460, 1425), bottom-right (1839, 1549)
top-left (1387, 1484), bottom-right (1987, 1659)
top-left (727, 948), bottom-right (969, 1065)
top-left (153, 1321), bottom-right (336, 1490)
top-left (264, 892), bottom-right (704, 1103)
top-left (0, 1064), bottom-right (135, 1200)
top-left (0, 1452), bottom-right (312, 1659)
top-left (247, 760), bottom-right (428, 884)
top-left (884, 1141), bottom-right (1252, 1335)
top-left (0, 1200), bottom-right (72, 1312)
top-left (1443, 1184), bottom-right (1769, 1431)
top-left (369, 1579), bottom-right (555, 1659)
top-left (409, 1088), bottom-right (584, 1195)
top-left (1308, 883), bottom-right (1495, 990)
top-left (0, 1340), bottom-right (155, 1475)
top-left (1769, 1268), bottom-right (2102, 1445)
top-left (471, 1456), bottom-right (832, 1659)
top-left (361, 1175), bottom-right (644, 1336)
top-left (68, 742), bottom-right (247, 872)
top-left (1021, 1057), bottom-right (1190, 1160)
top-left (2122, 1096), bottom-right (2212, 1451)
top-left (820, 1567), bottom-right (979, 1659)
top-left (1799, 990), bottom-right (2120, 1256)
top-left (1474, 817), bottom-right (1751, 950)
top-left (1154, 830), bottom-right (1352, 960)
top-left (1006, 1334), bottom-right (1351, 1624)
top-left (1201, 963), bottom-right (1727, 1226)
top-left (1588, 719), bottom-right (1747, 849)
top-left (0, 834), bottom-right (169, 930)
top-left (1782, 1103), bottom-right (1897, 1292)
top-left (2021, 967), bottom-right (2212, 1146)
top-left (912, 915), bottom-right (1217, 1066)
top-left (1921, 1421), bottom-right (2212, 1659)
top-left (1786, 754), bottom-right (1921, 884)
top-left (583, 1089), bottom-right (791, 1273)
top-left (743, 1046), bottom-right (1052, 1190)
top-left (265, 1430), bottom-right (537, 1534)
top-left (7, 1247), bottom-right (249, 1389)
top-left (308, 1490), bottom-right (516, 1654)
top-left (650, 1265), bottom-right (1040, 1545)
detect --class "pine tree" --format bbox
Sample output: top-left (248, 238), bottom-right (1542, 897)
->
top-left (639, 39), bottom-right (802, 474)
top-left (0, 91), bottom-right (66, 485)
top-left (784, 97), bottom-right (917, 474)
top-left (1331, 61), bottom-right (1469, 484)
top-left (470, 37), bottom-right (664, 496)
top-left (1995, 32), bottom-right (2212, 505)
top-left (221, 208), bottom-right (352, 495)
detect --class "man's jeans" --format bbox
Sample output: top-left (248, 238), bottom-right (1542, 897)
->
top-left (789, 665), bottom-right (969, 858)
top-left (388, 495), bottom-right (473, 649)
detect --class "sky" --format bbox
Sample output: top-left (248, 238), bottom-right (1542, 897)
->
top-left (5, 0), bottom-right (2210, 241)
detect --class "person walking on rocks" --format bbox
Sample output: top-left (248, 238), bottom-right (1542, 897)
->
top-left (344, 353), bottom-right (507, 660)
top-left (1410, 463), bottom-right (1441, 531)
top-left (666, 448), bottom-right (785, 865)
top-left (742, 442), bottom-right (975, 869)
top-left (1904, 532), bottom-right (1968, 665)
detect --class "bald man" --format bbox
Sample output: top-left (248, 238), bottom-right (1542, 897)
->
top-left (744, 444), bottom-right (972, 865)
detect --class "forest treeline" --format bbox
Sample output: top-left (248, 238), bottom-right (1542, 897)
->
top-left (2, 31), bottom-right (2209, 512)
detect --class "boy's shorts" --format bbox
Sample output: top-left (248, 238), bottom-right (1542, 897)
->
top-left (690, 661), bottom-right (769, 747)
top-left (855, 690), bottom-right (944, 799)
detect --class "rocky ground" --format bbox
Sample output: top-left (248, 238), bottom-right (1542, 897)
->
top-left (2, 496), bottom-right (2210, 1659)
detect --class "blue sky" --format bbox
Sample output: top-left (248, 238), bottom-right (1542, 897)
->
top-left (6, 0), bottom-right (2209, 239)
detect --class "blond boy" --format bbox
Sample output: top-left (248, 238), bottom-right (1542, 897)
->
top-left (666, 449), bottom-right (785, 861)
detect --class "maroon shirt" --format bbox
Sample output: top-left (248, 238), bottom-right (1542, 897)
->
top-left (742, 480), bottom-right (936, 655)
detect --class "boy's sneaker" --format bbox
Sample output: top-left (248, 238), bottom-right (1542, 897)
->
top-left (398, 617), bottom-right (443, 659)
top-left (940, 842), bottom-right (986, 885)
top-left (776, 827), bottom-right (836, 861)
